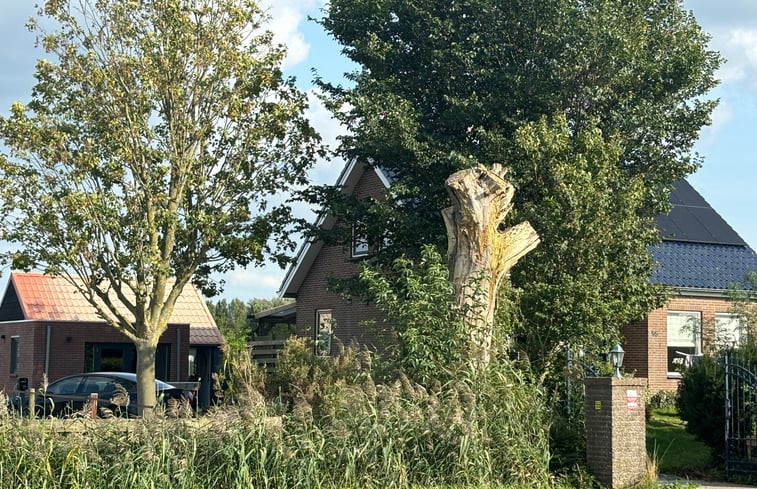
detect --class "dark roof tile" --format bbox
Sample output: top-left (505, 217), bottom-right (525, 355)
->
top-left (649, 241), bottom-right (757, 289)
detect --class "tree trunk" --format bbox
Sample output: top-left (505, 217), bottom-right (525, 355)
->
top-left (134, 338), bottom-right (158, 417)
top-left (442, 164), bottom-right (540, 367)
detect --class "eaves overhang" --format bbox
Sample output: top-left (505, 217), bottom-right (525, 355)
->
top-left (672, 286), bottom-right (730, 299)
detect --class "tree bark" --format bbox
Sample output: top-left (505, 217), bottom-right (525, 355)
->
top-left (134, 338), bottom-right (158, 417)
top-left (442, 164), bottom-right (540, 367)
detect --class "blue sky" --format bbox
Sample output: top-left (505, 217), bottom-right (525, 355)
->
top-left (0, 1), bottom-right (755, 301)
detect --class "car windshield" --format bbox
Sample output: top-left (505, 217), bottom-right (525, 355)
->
top-left (155, 379), bottom-right (175, 389)
top-left (108, 375), bottom-right (175, 390)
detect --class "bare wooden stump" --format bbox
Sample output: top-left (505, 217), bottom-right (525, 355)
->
top-left (442, 164), bottom-right (540, 367)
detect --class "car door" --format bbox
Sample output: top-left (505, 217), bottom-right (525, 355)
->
top-left (44, 376), bottom-right (87, 416)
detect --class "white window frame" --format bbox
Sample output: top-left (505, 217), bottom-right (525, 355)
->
top-left (714, 313), bottom-right (744, 349)
top-left (315, 309), bottom-right (334, 356)
top-left (667, 310), bottom-right (701, 379)
top-left (351, 224), bottom-right (369, 258)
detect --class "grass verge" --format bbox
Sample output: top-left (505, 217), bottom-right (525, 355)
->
top-left (646, 407), bottom-right (714, 478)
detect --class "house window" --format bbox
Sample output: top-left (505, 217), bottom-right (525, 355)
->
top-left (10, 336), bottom-right (19, 374)
top-left (188, 347), bottom-right (197, 377)
top-left (667, 311), bottom-right (701, 378)
top-left (715, 313), bottom-right (744, 349)
top-left (315, 309), bottom-right (334, 356)
top-left (85, 343), bottom-right (171, 381)
top-left (352, 224), bottom-right (369, 258)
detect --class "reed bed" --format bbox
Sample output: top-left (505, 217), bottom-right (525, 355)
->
top-left (0, 340), bottom-right (556, 489)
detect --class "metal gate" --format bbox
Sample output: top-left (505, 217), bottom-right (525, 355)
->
top-left (724, 351), bottom-right (757, 476)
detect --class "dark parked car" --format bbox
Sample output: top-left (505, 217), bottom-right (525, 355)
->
top-left (9, 372), bottom-right (185, 417)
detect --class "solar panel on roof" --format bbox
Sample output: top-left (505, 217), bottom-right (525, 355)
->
top-left (655, 180), bottom-right (746, 246)
top-left (668, 179), bottom-right (709, 207)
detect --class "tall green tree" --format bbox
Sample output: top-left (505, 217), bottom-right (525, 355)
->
top-left (206, 296), bottom-right (292, 340)
top-left (311, 0), bottom-right (720, 376)
top-left (207, 298), bottom-right (251, 339)
top-left (0, 0), bottom-right (321, 414)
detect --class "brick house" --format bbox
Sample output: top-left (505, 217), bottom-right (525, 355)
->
top-left (622, 179), bottom-right (757, 392)
top-left (280, 161), bottom-right (757, 391)
top-left (279, 160), bottom-right (394, 352)
top-left (0, 272), bottom-right (223, 406)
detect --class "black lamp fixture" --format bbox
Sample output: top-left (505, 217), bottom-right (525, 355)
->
top-left (608, 344), bottom-right (625, 378)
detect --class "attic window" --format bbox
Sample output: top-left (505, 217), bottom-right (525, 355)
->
top-left (352, 224), bottom-right (369, 258)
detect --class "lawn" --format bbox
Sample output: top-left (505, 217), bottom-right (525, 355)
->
top-left (646, 407), bottom-right (714, 477)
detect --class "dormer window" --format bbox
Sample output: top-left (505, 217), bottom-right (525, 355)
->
top-left (352, 224), bottom-right (369, 258)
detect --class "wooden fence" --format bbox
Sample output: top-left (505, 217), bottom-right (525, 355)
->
top-left (249, 339), bottom-right (287, 373)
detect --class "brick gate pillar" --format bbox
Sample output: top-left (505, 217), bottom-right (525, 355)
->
top-left (584, 377), bottom-right (647, 488)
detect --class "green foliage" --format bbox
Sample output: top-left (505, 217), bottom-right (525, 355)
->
top-left (727, 270), bottom-right (757, 344)
top-left (511, 115), bottom-right (667, 376)
top-left (0, 0), bottom-right (320, 413)
top-left (676, 354), bottom-right (726, 458)
top-left (0, 409), bottom-right (553, 489)
top-left (267, 338), bottom-right (552, 487)
top-left (308, 0), bottom-right (720, 382)
top-left (207, 298), bottom-right (251, 339)
top-left (358, 245), bottom-right (468, 385)
top-left (206, 297), bottom-right (294, 341)
top-left (212, 336), bottom-right (266, 409)
top-left (648, 390), bottom-right (678, 410)
top-left (267, 336), bottom-right (367, 414)
top-left (5, 337), bottom-right (557, 488)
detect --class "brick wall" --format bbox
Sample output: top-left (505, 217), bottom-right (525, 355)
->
top-left (622, 293), bottom-right (734, 393)
top-left (585, 377), bottom-right (647, 488)
top-left (0, 320), bottom-right (189, 394)
top-left (295, 165), bottom-right (394, 352)
top-left (621, 317), bottom-right (649, 379)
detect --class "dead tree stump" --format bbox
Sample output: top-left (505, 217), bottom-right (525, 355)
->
top-left (442, 164), bottom-right (540, 367)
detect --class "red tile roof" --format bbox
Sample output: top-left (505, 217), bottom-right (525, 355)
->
top-left (9, 272), bottom-right (223, 345)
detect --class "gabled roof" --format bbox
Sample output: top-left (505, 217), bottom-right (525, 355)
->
top-left (650, 179), bottom-right (757, 290)
top-left (1, 272), bottom-right (223, 345)
top-left (655, 179), bottom-right (745, 245)
top-left (278, 159), bottom-right (392, 297)
top-left (280, 164), bottom-right (756, 295)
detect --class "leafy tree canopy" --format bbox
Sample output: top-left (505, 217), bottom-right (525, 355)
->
top-left (207, 296), bottom-right (293, 340)
top-left (309, 0), bottom-right (721, 374)
top-left (0, 0), bottom-right (321, 413)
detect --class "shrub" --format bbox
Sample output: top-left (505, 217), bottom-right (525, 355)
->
top-left (677, 354), bottom-right (725, 458)
top-left (649, 390), bottom-right (678, 410)
top-left (358, 244), bottom-right (469, 386)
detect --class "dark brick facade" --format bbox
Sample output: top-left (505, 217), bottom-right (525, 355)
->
top-left (0, 320), bottom-right (189, 395)
top-left (294, 165), bottom-right (394, 352)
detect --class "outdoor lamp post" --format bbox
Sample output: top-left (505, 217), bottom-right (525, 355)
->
top-left (608, 344), bottom-right (625, 378)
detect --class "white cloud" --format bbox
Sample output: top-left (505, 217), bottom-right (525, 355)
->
top-left (305, 88), bottom-right (350, 175)
top-left (698, 100), bottom-right (733, 145)
top-left (713, 29), bottom-right (757, 89)
top-left (215, 267), bottom-right (287, 300)
top-left (259, 0), bottom-right (324, 70)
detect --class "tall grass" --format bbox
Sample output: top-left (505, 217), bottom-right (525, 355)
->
top-left (0, 339), bottom-right (553, 488)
